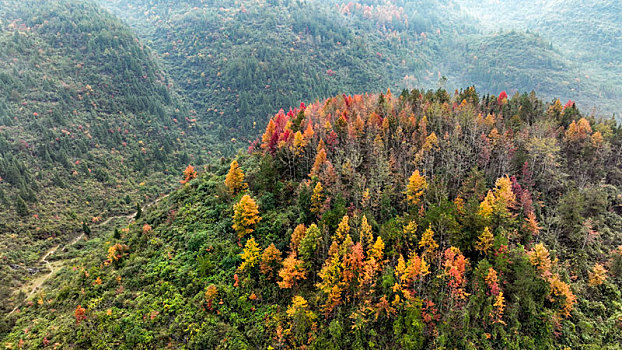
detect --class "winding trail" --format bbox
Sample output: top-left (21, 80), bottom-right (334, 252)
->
top-left (9, 193), bottom-right (170, 315)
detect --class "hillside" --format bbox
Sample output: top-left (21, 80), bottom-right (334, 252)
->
top-left (2, 88), bottom-right (621, 348)
top-left (0, 0), bottom-right (212, 313)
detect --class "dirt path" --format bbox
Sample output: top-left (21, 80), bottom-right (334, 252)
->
top-left (9, 194), bottom-right (169, 315)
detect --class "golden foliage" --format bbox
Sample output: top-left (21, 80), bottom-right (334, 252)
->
top-left (478, 190), bottom-right (495, 218)
top-left (565, 117), bottom-right (593, 142)
top-left (310, 148), bottom-right (327, 177)
top-left (475, 227), bottom-right (494, 254)
top-left (493, 175), bottom-right (516, 210)
top-left (232, 195), bottom-right (261, 239)
top-left (360, 215), bottom-right (373, 249)
top-left (290, 224), bottom-right (307, 251)
top-left (588, 263), bottom-right (607, 287)
top-left (239, 236), bottom-right (261, 272)
top-left (260, 243), bottom-right (283, 278)
top-left (406, 170), bottom-right (427, 207)
top-left (335, 215), bottom-right (350, 241)
top-left (310, 182), bottom-right (324, 215)
top-left (419, 224), bottom-right (438, 257)
top-left (548, 275), bottom-right (577, 318)
top-left (224, 160), bottom-right (248, 195)
top-left (528, 243), bottom-right (552, 278)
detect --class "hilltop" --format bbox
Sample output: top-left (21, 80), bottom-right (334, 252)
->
top-left (2, 88), bottom-right (621, 348)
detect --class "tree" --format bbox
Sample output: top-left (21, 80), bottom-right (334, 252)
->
top-left (527, 243), bottom-right (552, 278)
top-left (205, 285), bottom-right (218, 310)
top-left (74, 305), bottom-right (86, 324)
top-left (135, 203), bottom-right (142, 219)
top-left (15, 195), bottom-right (28, 216)
top-left (239, 236), bottom-right (261, 272)
top-left (278, 252), bottom-right (307, 289)
top-left (475, 227), bottom-right (493, 254)
top-left (548, 275), bottom-right (576, 318)
top-left (232, 195), bottom-right (261, 239)
top-left (290, 224), bottom-right (306, 251)
top-left (335, 215), bottom-right (350, 241)
top-left (82, 222), bottom-right (92, 236)
top-left (299, 224), bottom-right (322, 264)
top-left (260, 243), bottom-right (282, 278)
top-left (360, 215), bottom-right (374, 249)
top-left (588, 263), bottom-right (607, 287)
top-left (478, 190), bottom-right (495, 219)
top-left (405, 170), bottom-right (427, 207)
top-left (225, 160), bottom-right (247, 195)
top-left (180, 164), bottom-right (197, 184)
top-left (286, 295), bottom-right (317, 346)
top-left (310, 182), bottom-right (324, 216)
top-left (442, 247), bottom-right (469, 302)
top-left (419, 225), bottom-right (438, 258)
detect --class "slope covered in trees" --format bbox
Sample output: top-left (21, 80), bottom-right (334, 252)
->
top-left (0, 0), bottom-right (213, 312)
top-left (98, 0), bottom-right (621, 144)
top-left (3, 88), bottom-right (621, 348)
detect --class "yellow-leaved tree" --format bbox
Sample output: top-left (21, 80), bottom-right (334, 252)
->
top-left (224, 160), bottom-right (248, 195)
top-left (475, 227), bottom-right (494, 254)
top-left (239, 236), bottom-right (261, 272)
top-left (232, 195), bottom-right (261, 239)
top-left (419, 224), bottom-right (438, 258)
top-left (405, 170), bottom-right (427, 207)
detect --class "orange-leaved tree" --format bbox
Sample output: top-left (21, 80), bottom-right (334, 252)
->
top-left (180, 164), bottom-right (197, 184)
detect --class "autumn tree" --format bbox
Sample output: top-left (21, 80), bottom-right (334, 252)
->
top-left (180, 164), bottom-right (197, 184)
top-left (310, 182), bottom-right (324, 216)
top-left (405, 170), bottom-right (427, 207)
top-left (588, 263), bottom-right (607, 287)
top-left (290, 224), bottom-right (307, 251)
top-left (232, 195), bottom-right (261, 239)
top-left (205, 285), bottom-right (218, 310)
top-left (419, 225), bottom-right (438, 258)
top-left (475, 227), bottom-right (494, 254)
top-left (225, 160), bottom-right (248, 195)
top-left (285, 296), bottom-right (317, 346)
top-left (75, 305), bottom-right (87, 324)
top-left (278, 252), bottom-right (307, 289)
top-left (260, 243), bottom-right (283, 279)
top-left (239, 236), bottom-right (261, 272)
top-left (442, 247), bottom-right (469, 303)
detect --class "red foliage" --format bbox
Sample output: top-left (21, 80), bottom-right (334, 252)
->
top-left (497, 91), bottom-right (508, 103)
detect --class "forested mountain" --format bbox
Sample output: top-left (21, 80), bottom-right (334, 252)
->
top-left (98, 0), bottom-right (621, 143)
top-left (0, 0), bottom-right (213, 312)
top-left (2, 89), bottom-right (621, 348)
top-left (1, 0), bottom-right (621, 348)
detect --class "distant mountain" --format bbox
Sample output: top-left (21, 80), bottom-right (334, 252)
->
top-left (98, 0), bottom-right (620, 143)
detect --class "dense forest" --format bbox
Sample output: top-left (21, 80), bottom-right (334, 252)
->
top-left (2, 89), bottom-right (621, 348)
